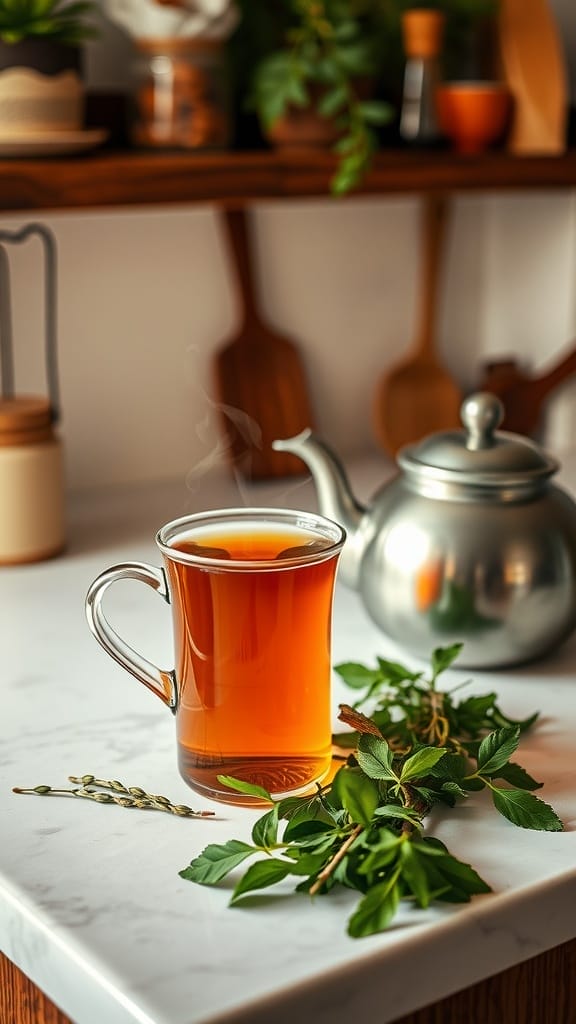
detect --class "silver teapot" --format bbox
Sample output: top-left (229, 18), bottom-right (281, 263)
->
top-left (273, 393), bottom-right (576, 668)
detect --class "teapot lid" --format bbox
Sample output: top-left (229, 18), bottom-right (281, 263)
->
top-left (398, 392), bottom-right (558, 491)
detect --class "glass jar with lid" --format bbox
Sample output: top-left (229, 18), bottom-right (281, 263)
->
top-left (130, 38), bottom-right (230, 150)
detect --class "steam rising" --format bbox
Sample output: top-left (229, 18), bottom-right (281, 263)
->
top-left (184, 346), bottom-right (310, 507)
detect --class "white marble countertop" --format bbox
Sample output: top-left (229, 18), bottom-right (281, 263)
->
top-left (2, 454), bottom-right (576, 1024)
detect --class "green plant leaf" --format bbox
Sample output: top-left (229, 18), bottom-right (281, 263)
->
top-left (331, 766), bottom-right (380, 826)
top-left (357, 830), bottom-right (402, 875)
top-left (356, 734), bottom-right (398, 782)
top-left (230, 859), bottom-right (292, 904)
top-left (490, 707), bottom-right (539, 732)
top-left (357, 100), bottom-right (393, 125)
top-left (441, 780), bottom-right (469, 799)
top-left (491, 788), bottom-right (563, 831)
top-left (179, 840), bottom-right (255, 885)
top-left (400, 842), bottom-right (432, 908)
top-left (373, 804), bottom-right (423, 826)
top-left (251, 805), bottom-right (279, 848)
top-left (476, 727), bottom-right (520, 774)
top-left (376, 658), bottom-right (423, 685)
top-left (400, 746), bottom-right (447, 782)
top-left (216, 775), bottom-right (273, 803)
top-left (489, 762), bottom-right (542, 791)
top-left (335, 662), bottom-right (383, 689)
top-left (431, 643), bottom-right (464, 681)
top-left (347, 876), bottom-right (400, 937)
top-left (417, 846), bottom-right (492, 903)
top-left (317, 84), bottom-right (348, 117)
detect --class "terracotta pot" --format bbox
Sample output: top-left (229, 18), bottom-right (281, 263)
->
top-left (266, 106), bottom-right (340, 150)
top-left (437, 81), bottom-right (511, 154)
top-left (265, 80), bottom-right (373, 151)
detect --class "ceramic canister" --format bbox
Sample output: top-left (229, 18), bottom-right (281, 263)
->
top-left (0, 396), bottom-right (65, 564)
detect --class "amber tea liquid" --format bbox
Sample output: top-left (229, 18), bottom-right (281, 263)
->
top-left (163, 516), bottom-right (343, 802)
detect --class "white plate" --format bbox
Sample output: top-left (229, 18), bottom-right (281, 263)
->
top-left (0, 128), bottom-right (108, 157)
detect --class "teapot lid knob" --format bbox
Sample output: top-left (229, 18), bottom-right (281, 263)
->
top-left (461, 392), bottom-right (504, 450)
top-left (398, 389), bottom-right (558, 487)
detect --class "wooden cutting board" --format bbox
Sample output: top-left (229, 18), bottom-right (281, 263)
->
top-left (496, 0), bottom-right (568, 154)
top-left (373, 194), bottom-right (462, 456)
top-left (214, 206), bottom-right (314, 480)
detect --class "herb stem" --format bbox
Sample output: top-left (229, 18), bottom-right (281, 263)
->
top-left (13, 779), bottom-right (214, 818)
top-left (308, 824), bottom-right (363, 896)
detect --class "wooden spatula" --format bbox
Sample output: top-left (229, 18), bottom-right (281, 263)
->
top-left (373, 194), bottom-right (462, 456)
top-left (214, 206), bottom-right (314, 480)
top-left (479, 343), bottom-right (576, 437)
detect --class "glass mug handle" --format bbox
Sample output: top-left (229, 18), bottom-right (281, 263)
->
top-left (85, 561), bottom-right (178, 712)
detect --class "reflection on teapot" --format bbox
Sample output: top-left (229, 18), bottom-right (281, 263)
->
top-left (273, 393), bottom-right (576, 669)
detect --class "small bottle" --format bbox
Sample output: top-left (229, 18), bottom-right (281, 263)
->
top-left (0, 397), bottom-right (65, 565)
top-left (400, 9), bottom-right (445, 146)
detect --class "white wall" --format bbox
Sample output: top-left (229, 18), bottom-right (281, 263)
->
top-left (2, 1), bottom-right (576, 492)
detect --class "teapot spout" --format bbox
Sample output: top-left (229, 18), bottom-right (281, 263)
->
top-left (272, 428), bottom-right (366, 589)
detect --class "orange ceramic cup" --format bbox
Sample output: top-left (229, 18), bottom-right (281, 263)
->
top-left (437, 81), bottom-right (511, 154)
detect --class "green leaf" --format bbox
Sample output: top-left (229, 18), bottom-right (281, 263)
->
top-left (357, 830), bottom-right (402, 875)
top-left (431, 643), bottom-right (463, 681)
top-left (429, 752), bottom-right (469, 780)
top-left (216, 775), bottom-right (273, 803)
top-left (400, 746), bottom-right (447, 782)
top-left (285, 850), bottom-right (331, 877)
top-left (476, 727), bottom-right (520, 774)
top-left (376, 658), bottom-right (422, 685)
top-left (373, 804), bottom-right (423, 826)
top-left (357, 100), bottom-right (393, 125)
top-left (347, 876), bottom-right (400, 937)
top-left (491, 788), bottom-right (563, 832)
top-left (282, 795), bottom-right (337, 832)
top-left (461, 776), bottom-right (486, 792)
top-left (417, 846), bottom-right (491, 902)
top-left (356, 734), bottom-right (398, 782)
top-left (490, 762), bottom-right (542, 791)
top-left (283, 818), bottom-right (336, 843)
top-left (453, 692), bottom-right (498, 732)
top-left (334, 662), bottom-right (383, 690)
top-left (400, 842), bottom-right (432, 908)
top-left (251, 805), bottom-right (279, 848)
top-left (317, 84), bottom-right (348, 117)
top-left (179, 840), bottom-right (255, 885)
top-left (441, 780), bottom-right (469, 799)
top-left (230, 859), bottom-right (292, 904)
top-left (490, 706), bottom-right (539, 733)
top-left (331, 766), bottom-right (379, 826)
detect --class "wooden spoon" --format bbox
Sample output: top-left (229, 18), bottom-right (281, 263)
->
top-left (479, 343), bottom-right (576, 437)
top-left (214, 206), bottom-right (314, 480)
top-left (373, 194), bottom-right (462, 456)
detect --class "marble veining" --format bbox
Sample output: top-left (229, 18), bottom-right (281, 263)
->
top-left (1, 461), bottom-right (576, 1024)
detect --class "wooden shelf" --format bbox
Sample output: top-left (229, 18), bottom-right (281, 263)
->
top-left (2, 147), bottom-right (576, 212)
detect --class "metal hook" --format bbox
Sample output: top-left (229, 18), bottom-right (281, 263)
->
top-left (0, 222), bottom-right (60, 422)
top-left (0, 244), bottom-right (14, 400)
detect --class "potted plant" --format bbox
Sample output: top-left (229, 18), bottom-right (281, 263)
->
top-left (0, 0), bottom-right (97, 138)
top-left (239, 0), bottom-right (394, 195)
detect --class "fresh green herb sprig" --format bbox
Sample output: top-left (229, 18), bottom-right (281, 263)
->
top-left (333, 642), bottom-right (538, 754)
top-left (13, 774), bottom-right (214, 819)
top-left (180, 645), bottom-right (563, 938)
